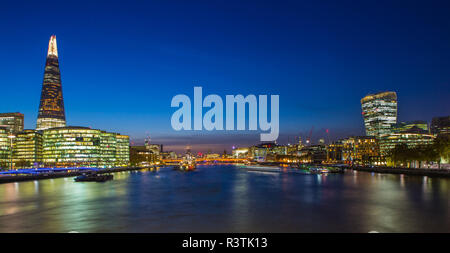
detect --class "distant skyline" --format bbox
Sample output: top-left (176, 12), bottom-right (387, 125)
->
top-left (1, 0), bottom-right (449, 152)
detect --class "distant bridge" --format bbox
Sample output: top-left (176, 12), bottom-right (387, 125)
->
top-left (162, 158), bottom-right (248, 164)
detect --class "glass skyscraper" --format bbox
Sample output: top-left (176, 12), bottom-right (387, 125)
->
top-left (37, 35), bottom-right (66, 130)
top-left (0, 36), bottom-right (131, 169)
top-left (361, 91), bottom-right (397, 138)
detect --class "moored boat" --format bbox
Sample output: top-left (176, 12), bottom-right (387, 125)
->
top-left (178, 153), bottom-right (197, 172)
top-left (309, 167), bottom-right (330, 174)
top-left (179, 159), bottom-right (196, 171)
top-left (74, 172), bottom-right (113, 182)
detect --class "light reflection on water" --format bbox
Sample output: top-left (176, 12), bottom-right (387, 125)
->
top-left (0, 165), bottom-right (449, 233)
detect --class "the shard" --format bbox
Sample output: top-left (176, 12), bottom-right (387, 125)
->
top-left (37, 35), bottom-right (66, 130)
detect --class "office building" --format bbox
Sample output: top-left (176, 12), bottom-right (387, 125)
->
top-left (341, 136), bottom-right (380, 165)
top-left (297, 145), bottom-right (327, 163)
top-left (431, 116), bottom-right (450, 136)
top-left (392, 121), bottom-right (429, 134)
top-left (116, 134), bottom-right (130, 166)
top-left (0, 112), bottom-right (24, 134)
top-left (12, 130), bottom-right (43, 168)
top-left (379, 132), bottom-right (435, 156)
top-left (0, 128), bottom-right (11, 169)
top-left (361, 91), bottom-right (397, 137)
top-left (326, 140), bottom-right (344, 163)
top-left (41, 126), bottom-right (129, 168)
top-left (37, 35), bottom-right (66, 130)
top-left (130, 145), bottom-right (160, 166)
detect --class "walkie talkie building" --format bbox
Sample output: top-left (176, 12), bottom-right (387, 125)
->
top-left (37, 35), bottom-right (66, 130)
top-left (361, 91), bottom-right (398, 138)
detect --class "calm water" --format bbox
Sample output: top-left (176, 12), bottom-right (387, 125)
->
top-left (0, 165), bottom-right (449, 233)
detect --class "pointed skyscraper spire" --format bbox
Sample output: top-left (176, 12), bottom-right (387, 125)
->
top-left (47, 35), bottom-right (58, 57)
top-left (37, 35), bottom-right (66, 130)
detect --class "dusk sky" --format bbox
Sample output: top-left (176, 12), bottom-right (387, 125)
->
top-left (1, 0), bottom-right (449, 152)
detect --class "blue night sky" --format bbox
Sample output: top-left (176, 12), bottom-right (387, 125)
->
top-left (1, 0), bottom-right (449, 152)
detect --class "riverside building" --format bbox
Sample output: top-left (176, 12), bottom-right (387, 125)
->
top-left (431, 116), bottom-right (450, 136)
top-left (0, 128), bottom-right (11, 169)
top-left (378, 122), bottom-right (435, 156)
top-left (392, 121), bottom-right (429, 133)
top-left (37, 36), bottom-right (66, 130)
top-left (341, 136), bottom-right (380, 165)
top-left (31, 36), bottom-right (129, 168)
top-left (361, 91), bottom-right (397, 138)
top-left (41, 126), bottom-right (129, 168)
top-left (12, 130), bottom-right (43, 168)
top-left (0, 113), bottom-right (24, 134)
top-left (326, 140), bottom-right (344, 163)
top-left (3, 36), bottom-right (131, 169)
top-left (379, 132), bottom-right (435, 156)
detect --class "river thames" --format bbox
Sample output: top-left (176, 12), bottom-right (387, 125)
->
top-left (0, 165), bottom-right (449, 233)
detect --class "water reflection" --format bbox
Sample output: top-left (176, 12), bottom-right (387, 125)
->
top-left (0, 165), bottom-right (449, 232)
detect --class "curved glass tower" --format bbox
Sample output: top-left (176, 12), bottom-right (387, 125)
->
top-left (37, 35), bottom-right (66, 130)
top-left (361, 91), bottom-right (397, 138)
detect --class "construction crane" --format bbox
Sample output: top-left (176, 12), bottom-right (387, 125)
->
top-left (326, 129), bottom-right (330, 145)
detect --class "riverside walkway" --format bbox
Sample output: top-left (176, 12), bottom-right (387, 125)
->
top-left (350, 166), bottom-right (450, 178)
top-left (0, 167), bottom-right (149, 184)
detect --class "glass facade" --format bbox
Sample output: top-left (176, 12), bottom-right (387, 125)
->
top-left (0, 112), bottom-right (24, 134)
top-left (361, 91), bottom-right (397, 138)
top-left (0, 128), bottom-right (10, 170)
top-left (37, 35), bottom-right (66, 130)
top-left (392, 121), bottom-right (429, 133)
top-left (100, 132), bottom-right (116, 167)
top-left (42, 127), bottom-right (129, 168)
top-left (379, 133), bottom-right (435, 156)
top-left (13, 130), bottom-right (43, 168)
top-left (116, 134), bottom-right (130, 166)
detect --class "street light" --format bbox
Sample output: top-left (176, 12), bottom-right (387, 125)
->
top-left (7, 133), bottom-right (15, 170)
